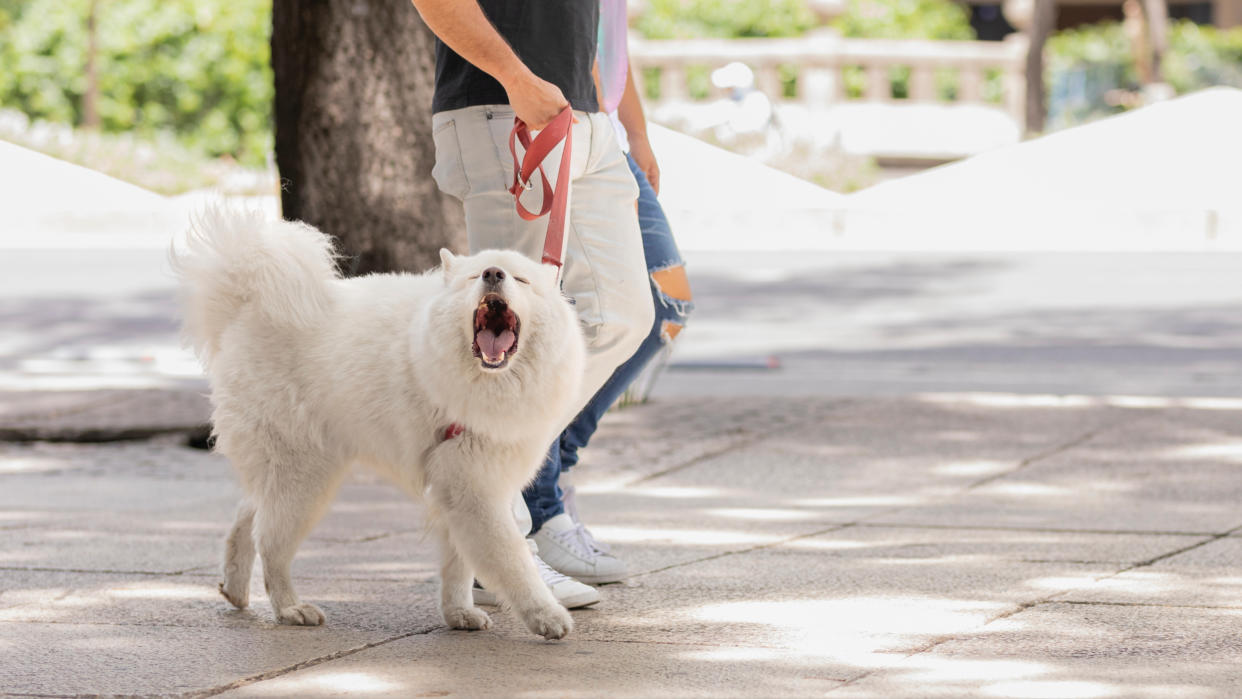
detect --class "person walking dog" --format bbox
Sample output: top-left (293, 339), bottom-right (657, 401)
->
top-left (520, 0), bottom-right (694, 589)
top-left (411, 0), bottom-right (653, 608)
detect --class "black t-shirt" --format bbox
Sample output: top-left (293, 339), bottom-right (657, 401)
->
top-left (432, 1), bottom-right (599, 114)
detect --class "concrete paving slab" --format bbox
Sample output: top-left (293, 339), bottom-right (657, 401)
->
top-left (220, 632), bottom-right (847, 699)
top-left (0, 436), bottom-right (226, 480)
top-left (1060, 567), bottom-right (1242, 610)
top-left (834, 602), bottom-right (1242, 697)
top-left (572, 499), bottom-right (1197, 582)
top-left (574, 396), bottom-right (849, 489)
top-left (0, 526), bottom-right (217, 574)
top-left (1060, 537), bottom-right (1242, 608)
top-left (1154, 535), bottom-right (1242, 568)
top-left (571, 486), bottom-right (848, 579)
top-left (562, 542), bottom-right (1116, 656)
top-left (0, 388), bottom-right (209, 441)
top-left (1, 515), bottom-right (440, 581)
top-left (0, 569), bottom-right (443, 634)
top-left (618, 397), bottom-right (1128, 528)
top-left (0, 436), bottom-right (432, 542)
top-left (797, 524), bottom-right (1201, 567)
top-left (870, 409), bottom-right (1242, 534)
top-left (0, 620), bottom-right (419, 697)
top-left (0, 472), bottom-right (235, 522)
top-left (284, 532), bottom-right (441, 584)
top-left (566, 397), bottom-right (1145, 577)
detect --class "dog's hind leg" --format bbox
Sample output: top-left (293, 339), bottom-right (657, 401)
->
top-left (252, 454), bottom-right (347, 626)
top-left (435, 526), bottom-right (492, 631)
top-left (219, 499), bottom-right (257, 608)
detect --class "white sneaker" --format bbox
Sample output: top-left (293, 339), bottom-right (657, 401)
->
top-left (472, 541), bottom-right (600, 609)
top-left (532, 509), bottom-right (628, 585)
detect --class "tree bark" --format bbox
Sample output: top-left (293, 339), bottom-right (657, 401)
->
top-left (272, 0), bottom-right (465, 276)
top-left (1023, 0), bottom-right (1055, 134)
top-left (1141, 0), bottom-right (1169, 83)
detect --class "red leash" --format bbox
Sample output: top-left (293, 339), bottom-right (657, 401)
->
top-left (507, 106), bottom-right (574, 269)
top-left (443, 106), bottom-right (575, 443)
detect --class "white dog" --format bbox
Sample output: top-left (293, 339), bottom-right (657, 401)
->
top-left (171, 208), bottom-right (585, 639)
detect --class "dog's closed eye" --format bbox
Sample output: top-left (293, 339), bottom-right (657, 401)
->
top-left (513, 276), bottom-right (529, 285)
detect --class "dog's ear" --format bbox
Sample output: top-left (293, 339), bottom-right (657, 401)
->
top-left (439, 248), bottom-right (456, 277)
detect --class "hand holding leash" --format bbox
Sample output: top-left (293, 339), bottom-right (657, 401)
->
top-left (505, 76), bottom-right (570, 131)
top-left (509, 106), bottom-right (574, 269)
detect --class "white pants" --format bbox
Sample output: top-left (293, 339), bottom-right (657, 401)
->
top-left (431, 105), bottom-right (653, 410)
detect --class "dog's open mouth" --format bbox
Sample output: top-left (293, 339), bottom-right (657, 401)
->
top-left (473, 293), bottom-right (520, 369)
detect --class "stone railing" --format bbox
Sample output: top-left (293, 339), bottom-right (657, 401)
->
top-left (629, 33), bottom-right (1030, 124)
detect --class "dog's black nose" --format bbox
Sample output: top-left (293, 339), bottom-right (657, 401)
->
top-left (482, 267), bottom-right (506, 285)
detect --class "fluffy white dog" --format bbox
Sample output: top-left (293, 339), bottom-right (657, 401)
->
top-left (171, 208), bottom-right (585, 640)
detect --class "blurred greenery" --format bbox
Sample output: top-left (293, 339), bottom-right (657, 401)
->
top-left (1046, 20), bottom-right (1242, 128)
top-left (636, 0), bottom-right (983, 101)
top-left (832, 0), bottom-right (974, 40)
top-left (636, 0), bottom-right (974, 41)
top-left (636, 0), bottom-right (817, 38)
top-left (835, 0), bottom-right (979, 100)
top-left (0, 0), bottom-right (272, 166)
top-left (0, 109), bottom-right (265, 194)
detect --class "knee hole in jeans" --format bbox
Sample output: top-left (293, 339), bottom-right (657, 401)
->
top-left (651, 265), bottom-right (692, 302)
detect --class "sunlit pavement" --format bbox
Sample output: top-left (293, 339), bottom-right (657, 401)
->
top-left (4, 254), bottom-right (1242, 696)
top-left (2, 393), bottom-right (1242, 696)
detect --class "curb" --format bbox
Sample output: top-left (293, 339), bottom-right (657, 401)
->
top-left (0, 389), bottom-right (211, 443)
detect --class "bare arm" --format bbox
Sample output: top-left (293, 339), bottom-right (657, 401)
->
top-left (616, 62), bottom-right (659, 194)
top-left (410, 0), bottom-right (568, 129)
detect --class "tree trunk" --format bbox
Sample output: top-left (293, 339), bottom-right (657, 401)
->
top-left (1142, 0), bottom-right (1169, 83)
top-left (1023, 0), bottom-right (1055, 134)
top-left (271, 0), bottom-right (465, 276)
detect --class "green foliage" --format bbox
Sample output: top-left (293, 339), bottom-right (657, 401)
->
top-left (636, 0), bottom-right (817, 39)
top-left (636, 0), bottom-right (974, 41)
top-left (1163, 21), bottom-right (1242, 93)
top-left (835, 0), bottom-right (978, 100)
top-left (1046, 20), bottom-right (1242, 128)
top-left (0, 0), bottom-right (273, 166)
top-left (1045, 21), bottom-right (1135, 77)
top-left (833, 0), bottom-right (975, 40)
top-left (1044, 21), bottom-right (1133, 126)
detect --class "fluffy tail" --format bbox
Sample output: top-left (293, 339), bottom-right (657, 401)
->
top-left (170, 206), bottom-right (339, 364)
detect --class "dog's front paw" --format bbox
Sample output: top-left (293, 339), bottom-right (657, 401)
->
top-left (522, 604), bottom-right (573, 640)
top-left (218, 581), bottom-right (249, 609)
top-left (443, 605), bottom-right (492, 631)
top-left (276, 603), bottom-right (325, 626)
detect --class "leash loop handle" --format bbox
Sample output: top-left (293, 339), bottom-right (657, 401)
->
top-left (508, 106), bottom-right (573, 269)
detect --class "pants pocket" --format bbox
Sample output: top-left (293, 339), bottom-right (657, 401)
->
top-left (431, 119), bottom-right (470, 201)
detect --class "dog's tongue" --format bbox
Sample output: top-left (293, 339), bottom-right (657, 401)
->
top-left (476, 328), bottom-right (515, 362)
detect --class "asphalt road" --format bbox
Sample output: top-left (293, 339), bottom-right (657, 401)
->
top-left (3, 247), bottom-right (1240, 398)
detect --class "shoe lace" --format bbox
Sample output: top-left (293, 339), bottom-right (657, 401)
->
top-left (558, 483), bottom-right (613, 558)
top-left (551, 520), bottom-right (611, 559)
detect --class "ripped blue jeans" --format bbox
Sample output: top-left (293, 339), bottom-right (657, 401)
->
top-left (523, 152), bottom-right (695, 534)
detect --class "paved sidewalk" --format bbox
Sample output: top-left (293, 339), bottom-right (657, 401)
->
top-left (2, 393), bottom-right (1241, 697)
